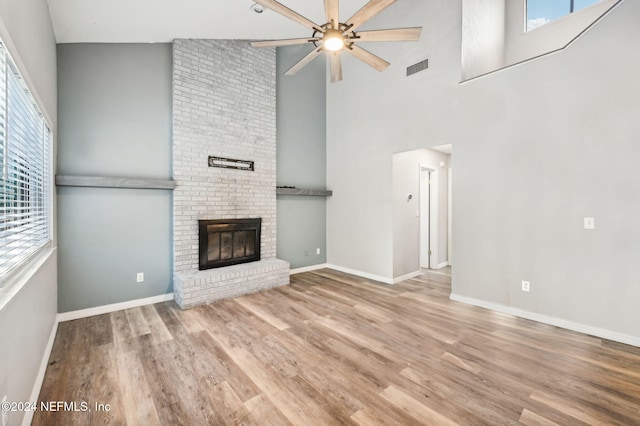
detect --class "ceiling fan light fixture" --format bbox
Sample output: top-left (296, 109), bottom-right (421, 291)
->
top-left (323, 29), bottom-right (345, 51)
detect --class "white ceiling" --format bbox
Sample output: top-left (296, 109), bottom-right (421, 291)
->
top-left (48, 0), bottom-right (373, 43)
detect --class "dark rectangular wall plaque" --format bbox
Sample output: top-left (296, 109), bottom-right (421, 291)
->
top-left (208, 156), bottom-right (254, 171)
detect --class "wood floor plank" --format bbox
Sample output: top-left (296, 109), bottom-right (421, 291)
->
top-left (125, 307), bottom-right (151, 337)
top-left (244, 394), bottom-right (293, 426)
top-left (441, 351), bottom-right (482, 375)
top-left (35, 269), bottom-right (640, 425)
top-left (312, 315), bottom-right (401, 362)
top-left (399, 366), bottom-right (512, 424)
top-left (140, 304), bottom-right (173, 344)
top-left (353, 303), bottom-right (393, 323)
top-left (531, 390), bottom-right (639, 425)
top-left (276, 323), bottom-right (398, 393)
top-left (227, 347), bottom-right (334, 425)
top-left (116, 350), bottom-right (161, 426)
top-left (84, 313), bottom-right (115, 346)
top-left (206, 381), bottom-right (251, 424)
top-left (138, 337), bottom-right (220, 425)
top-left (189, 330), bottom-right (261, 401)
top-left (111, 310), bottom-right (135, 345)
top-left (350, 409), bottom-right (382, 425)
top-left (235, 297), bottom-right (291, 331)
top-left (153, 301), bottom-right (189, 339)
top-left (86, 344), bottom-right (127, 425)
top-left (263, 287), bottom-right (323, 323)
top-left (519, 408), bottom-right (562, 426)
top-left (349, 399), bottom-right (434, 426)
top-left (171, 304), bottom-right (206, 334)
top-left (379, 385), bottom-right (459, 426)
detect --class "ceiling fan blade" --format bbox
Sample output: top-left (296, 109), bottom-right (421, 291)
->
top-left (254, 0), bottom-right (324, 32)
top-left (347, 44), bottom-right (390, 72)
top-left (329, 52), bottom-right (343, 83)
top-left (251, 38), bottom-right (319, 48)
top-left (354, 27), bottom-right (422, 42)
top-left (345, 0), bottom-right (398, 32)
top-left (285, 46), bottom-right (323, 75)
top-left (324, 0), bottom-right (340, 29)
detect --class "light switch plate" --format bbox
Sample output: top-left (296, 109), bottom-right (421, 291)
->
top-left (584, 217), bottom-right (595, 230)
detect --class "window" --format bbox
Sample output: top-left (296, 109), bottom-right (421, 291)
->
top-left (527, 0), bottom-right (602, 31)
top-left (0, 41), bottom-right (52, 280)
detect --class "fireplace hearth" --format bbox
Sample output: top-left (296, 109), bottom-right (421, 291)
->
top-left (199, 218), bottom-right (261, 270)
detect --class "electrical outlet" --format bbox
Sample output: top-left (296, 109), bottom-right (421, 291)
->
top-left (136, 272), bottom-right (144, 283)
top-left (522, 280), bottom-right (530, 292)
top-left (316, 248), bottom-right (321, 255)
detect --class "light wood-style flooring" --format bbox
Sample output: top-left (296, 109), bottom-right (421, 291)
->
top-left (34, 269), bottom-right (640, 425)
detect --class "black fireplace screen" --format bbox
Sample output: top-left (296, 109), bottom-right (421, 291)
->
top-left (198, 218), bottom-right (261, 270)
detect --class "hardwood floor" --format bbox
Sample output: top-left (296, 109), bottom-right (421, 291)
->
top-left (33, 269), bottom-right (640, 425)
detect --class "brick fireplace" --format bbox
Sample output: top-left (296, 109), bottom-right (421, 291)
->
top-left (172, 39), bottom-right (289, 309)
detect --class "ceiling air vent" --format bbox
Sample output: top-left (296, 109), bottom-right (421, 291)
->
top-left (407, 59), bottom-right (429, 77)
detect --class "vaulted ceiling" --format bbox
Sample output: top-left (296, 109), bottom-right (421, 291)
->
top-left (48, 0), bottom-right (372, 43)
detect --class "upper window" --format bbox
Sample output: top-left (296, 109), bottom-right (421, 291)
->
top-left (527, 0), bottom-right (603, 31)
top-left (0, 40), bottom-right (52, 281)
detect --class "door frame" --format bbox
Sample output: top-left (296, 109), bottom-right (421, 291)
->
top-left (419, 164), bottom-right (438, 269)
top-left (448, 167), bottom-right (452, 266)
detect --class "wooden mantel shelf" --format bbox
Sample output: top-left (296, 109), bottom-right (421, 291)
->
top-left (276, 187), bottom-right (333, 197)
top-left (56, 175), bottom-right (176, 190)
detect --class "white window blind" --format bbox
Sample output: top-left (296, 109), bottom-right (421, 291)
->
top-left (0, 41), bottom-right (52, 280)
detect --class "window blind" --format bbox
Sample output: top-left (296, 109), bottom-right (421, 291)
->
top-left (0, 41), bottom-right (51, 280)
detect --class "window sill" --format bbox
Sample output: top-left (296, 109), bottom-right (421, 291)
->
top-left (0, 245), bottom-right (56, 313)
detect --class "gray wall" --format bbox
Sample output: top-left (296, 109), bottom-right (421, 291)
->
top-left (276, 46), bottom-right (327, 269)
top-left (57, 43), bottom-right (173, 312)
top-left (327, 0), bottom-right (640, 339)
top-left (0, 0), bottom-right (58, 424)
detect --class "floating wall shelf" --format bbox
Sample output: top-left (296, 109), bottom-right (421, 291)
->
top-left (56, 175), bottom-right (176, 190)
top-left (276, 187), bottom-right (333, 197)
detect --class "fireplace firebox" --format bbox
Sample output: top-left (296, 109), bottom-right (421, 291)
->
top-left (198, 218), bottom-right (261, 270)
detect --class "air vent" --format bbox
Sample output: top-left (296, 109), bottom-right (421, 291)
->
top-left (407, 59), bottom-right (429, 76)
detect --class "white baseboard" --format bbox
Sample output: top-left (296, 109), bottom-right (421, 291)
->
top-left (325, 264), bottom-right (422, 285)
top-left (450, 293), bottom-right (640, 348)
top-left (436, 261), bottom-right (449, 269)
top-left (22, 317), bottom-right (59, 426)
top-left (393, 271), bottom-right (422, 284)
top-left (290, 263), bottom-right (329, 275)
top-left (325, 264), bottom-right (394, 285)
top-left (57, 293), bottom-right (174, 322)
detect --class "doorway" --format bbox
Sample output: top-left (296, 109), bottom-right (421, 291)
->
top-left (391, 147), bottom-right (451, 280)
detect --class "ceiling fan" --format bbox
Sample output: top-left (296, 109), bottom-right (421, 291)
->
top-left (250, 0), bottom-right (422, 83)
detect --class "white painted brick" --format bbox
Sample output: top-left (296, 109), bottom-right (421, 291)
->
top-left (172, 40), bottom-right (287, 309)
